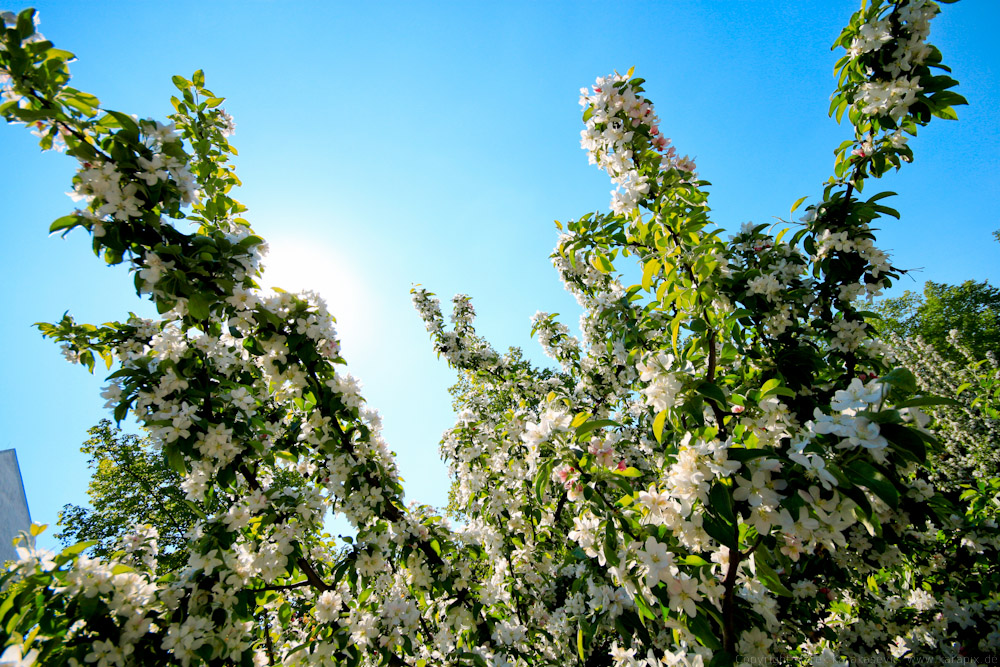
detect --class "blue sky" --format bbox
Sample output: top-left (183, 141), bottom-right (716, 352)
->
top-left (1, 1), bottom-right (997, 550)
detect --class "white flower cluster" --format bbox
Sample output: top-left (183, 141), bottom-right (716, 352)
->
top-left (829, 318), bottom-right (868, 353)
top-left (117, 522), bottom-right (160, 572)
top-left (411, 288), bottom-right (496, 368)
top-left (579, 73), bottom-right (694, 216)
top-left (805, 377), bottom-right (890, 460)
top-left (636, 351), bottom-right (685, 413)
top-left (531, 310), bottom-right (581, 371)
top-left (855, 78), bottom-right (923, 123)
top-left (849, 0), bottom-right (938, 121)
top-left (848, 18), bottom-right (892, 58)
top-left (68, 123), bottom-right (197, 226)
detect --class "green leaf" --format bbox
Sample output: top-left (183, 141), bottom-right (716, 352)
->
top-left (652, 410), bottom-right (667, 444)
top-left (164, 446), bottom-right (187, 475)
top-left (725, 447), bottom-right (775, 463)
top-left (104, 110), bottom-right (139, 135)
top-left (754, 549), bottom-right (793, 597)
top-left (187, 293), bottom-right (212, 320)
top-left (16, 8), bottom-right (36, 38)
top-left (457, 653), bottom-right (488, 667)
top-left (929, 90), bottom-right (967, 107)
top-left (11, 108), bottom-right (58, 122)
top-left (702, 514), bottom-right (736, 549)
top-left (854, 505), bottom-right (882, 538)
top-left (614, 466), bottom-right (643, 478)
top-left (577, 625), bottom-right (586, 661)
top-left (696, 381), bottom-right (727, 408)
top-left (759, 378), bottom-right (781, 397)
top-left (576, 418), bottom-right (620, 437)
top-left (60, 540), bottom-right (97, 558)
top-left (534, 459), bottom-right (555, 504)
top-left (790, 196), bottom-right (808, 214)
top-left (835, 98), bottom-right (848, 123)
top-left (0, 589), bottom-right (17, 628)
top-left (709, 651), bottom-right (736, 667)
top-left (603, 520), bottom-right (620, 568)
top-left (688, 608), bottom-right (722, 651)
top-left (845, 460), bottom-right (899, 509)
top-left (633, 594), bottom-right (653, 623)
top-left (894, 395), bottom-right (961, 408)
top-left (64, 91), bottom-right (100, 117)
top-left (642, 258), bottom-right (661, 291)
top-left (590, 252), bottom-right (614, 274)
top-left (866, 191), bottom-right (897, 203)
top-left (670, 315), bottom-right (681, 354)
top-left (881, 368), bottom-right (917, 395)
top-left (709, 483), bottom-right (734, 524)
top-left (857, 409), bottom-right (902, 425)
top-left (571, 411), bottom-right (592, 429)
top-left (113, 396), bottom-right (130, 422)
top-left (880, 423), bottom-right (928, 465)
top-left (830, 463), bottom-right (873, 517)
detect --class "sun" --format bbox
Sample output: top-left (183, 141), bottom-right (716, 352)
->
top-left (258, 233), bottom-right (376, 360)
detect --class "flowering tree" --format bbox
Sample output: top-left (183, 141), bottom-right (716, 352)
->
top-left (873, 280), bottom-right (1000, 365)
top-left (2, 2), bottom-right (998, 666)
top-left (885, 331), bottom-right (1000, 490)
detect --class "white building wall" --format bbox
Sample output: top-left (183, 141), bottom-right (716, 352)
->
top-left (0, 449), bottom-right (32, 564)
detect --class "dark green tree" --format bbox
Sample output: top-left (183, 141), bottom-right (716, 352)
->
top-left (871, 279), bottom-right (1000, 363)
top-left (56, 420), bottom-right (198, 573)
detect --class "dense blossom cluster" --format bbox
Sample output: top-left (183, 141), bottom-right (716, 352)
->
top-left (2, 2), bottom-right (996, 666)
top-left (579, 71), bottom-right (696, 216)
top-left (847, 0), bottom-right (936, 122)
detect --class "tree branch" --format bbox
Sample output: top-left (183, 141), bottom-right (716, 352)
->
top-left (721, 541), bottom-right (742, 655)
top-left (250, 580), bottom-right (311, 593)
top-left (706, 329), bottom-right (729, 439)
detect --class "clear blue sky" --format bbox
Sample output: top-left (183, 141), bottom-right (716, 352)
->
top-left (1, 1), bottom-right (997, 550)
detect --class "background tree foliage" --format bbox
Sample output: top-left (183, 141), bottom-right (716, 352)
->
top-left (56, 420), bottom-right (313, 575)
top-left (871, 303), bottom-right (1000, 490)
top-left (55, 420), bottom-right (197, 573)
top-left (868, 230), bottom-right (1000, 488)
top-left (871, 279), bottom-right (1000, 363)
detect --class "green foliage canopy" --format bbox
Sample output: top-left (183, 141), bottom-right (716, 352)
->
top-left (872, 280), bottom-right (1000, 362)
top-left (55, 421), bottom-right (197, 574)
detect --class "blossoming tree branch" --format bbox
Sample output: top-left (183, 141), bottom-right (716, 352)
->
top-left (1, 1), bottom-right (997, 665)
